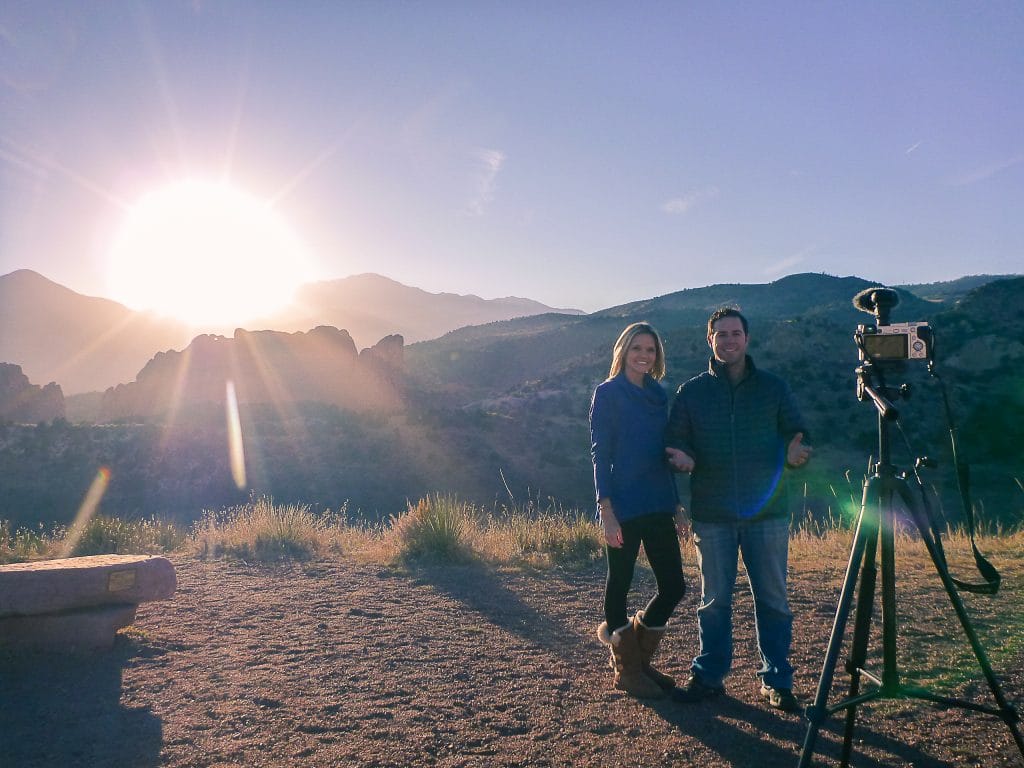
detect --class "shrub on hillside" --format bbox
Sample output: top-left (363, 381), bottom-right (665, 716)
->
top-left (387, 495), bottom-right (475, 563)
top-left (193, 496), bottom-right (345, 561)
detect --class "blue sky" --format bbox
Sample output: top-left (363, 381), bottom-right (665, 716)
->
top-left (1, 1), bottom-right (1021, 316)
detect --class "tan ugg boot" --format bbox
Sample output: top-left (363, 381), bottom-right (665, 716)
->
top-left (597, 621), bottom-right (666, 699)
top-left (633, 611), bottom-right (675, 691)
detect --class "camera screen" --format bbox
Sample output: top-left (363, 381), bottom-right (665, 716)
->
top-left (863, 333), bottom-right (907, 360)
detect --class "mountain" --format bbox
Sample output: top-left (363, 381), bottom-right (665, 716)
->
top-left (0, 270), bottom-right (580, 395)
top-left (404, 273), bottom-right (1024, 520)
top-left (1, 272), bottom-right (1022, 529)
top-left (0, 270), bottom-right (192, 395)
top-left (899, 274), bottom-right (1021, 302)
top-left (403, 272), bottom-right (939, 398)
top-left (250, 273), bottom-right (584, 347)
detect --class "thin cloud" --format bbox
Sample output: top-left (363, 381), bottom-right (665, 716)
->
top-left (763, 255), bottom-right (805, 276)
top-left (465, 148), bottom-right (505, 216)
top-left (950, 154), bottom-right (1024, 186)
top-left (764, 245), bottom-right (818, 278)
top-left (661, 186), bottom-right (719, 215)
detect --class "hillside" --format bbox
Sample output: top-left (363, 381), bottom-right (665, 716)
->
top-left (402, 273), bottom-right (1024, 525)
top-left (1, 273), bottom-right (1022, 530)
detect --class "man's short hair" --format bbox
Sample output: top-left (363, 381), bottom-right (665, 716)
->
top-left (707, 307), bottom-right (748, 338)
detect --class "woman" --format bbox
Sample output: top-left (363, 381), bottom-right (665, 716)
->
top-left (590, 322), bottom-right (689, 699)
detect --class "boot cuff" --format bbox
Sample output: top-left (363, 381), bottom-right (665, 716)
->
top-left (597, 621), bottom-right (631, 646)
top-left (634, 610), bottom-right (668, 631)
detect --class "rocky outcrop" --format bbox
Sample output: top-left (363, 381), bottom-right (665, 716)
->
top-left (359, 334), bottom-right (404, 368)
top-left (0, 363), bottom-right (65, 423)
top-left (99, 327), bottom-right (404, 422)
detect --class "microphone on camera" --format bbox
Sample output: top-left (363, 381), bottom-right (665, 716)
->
top-left (853, 287), bottom-right (899, 325)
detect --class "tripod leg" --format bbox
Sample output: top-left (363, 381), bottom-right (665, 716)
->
top-left (798, 478), bottom-right (878, 768)
top-left (840, 508), bottom-right (880, 767)
top-left (898, 482), bottom-right (1024, 758)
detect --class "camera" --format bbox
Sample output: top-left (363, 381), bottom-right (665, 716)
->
top-left (858, 321), bottom-right (932, 362)
top-left (852, 286), bottom-right (933, 364)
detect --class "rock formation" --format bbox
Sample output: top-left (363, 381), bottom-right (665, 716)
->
top-left (0, 363), bottom-right (65, 423)
top-left (99, 327), bottom-right (404, 422)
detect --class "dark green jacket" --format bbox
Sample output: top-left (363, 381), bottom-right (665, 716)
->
top-left (666, 356), bottom-right (807, 523)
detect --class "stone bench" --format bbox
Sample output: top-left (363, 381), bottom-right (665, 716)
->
top-left (0, 554), bottom-right (177, 652)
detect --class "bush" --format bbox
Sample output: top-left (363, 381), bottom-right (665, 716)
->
top-left (192, 496), bottom-right (345, 561)
top-left (0, 520), bottom-right (53, 564)
top-left (64, 515), bottom-right (187, 557)
top-left (387, 495), bottom-right (475, 563)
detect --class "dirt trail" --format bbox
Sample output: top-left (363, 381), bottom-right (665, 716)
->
top-left (1, 556), bottom-right (1021, 767)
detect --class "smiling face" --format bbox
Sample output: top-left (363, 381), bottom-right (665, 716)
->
top-left (609, 323), bottom-right (665, 382)
top-left (624, 332), bottom-right (658, 385)
top-left (708, 315), bottom-right (748, 368)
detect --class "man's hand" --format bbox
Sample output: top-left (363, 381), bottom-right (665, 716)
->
top-left (665, 447), bottom-right (695, 473)
top-left (673, 506), bottom-right (689, 536)
top-left (599, 502), bottom-right (623, 548)
top-left (787, 432), bottom-right (812, 467)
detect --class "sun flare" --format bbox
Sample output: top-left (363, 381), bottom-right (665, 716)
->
top-left (106, 180), bottom-right (314, 327)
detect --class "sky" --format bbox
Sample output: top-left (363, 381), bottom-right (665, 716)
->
top-left (1, 1), bottom-right (1022, 320)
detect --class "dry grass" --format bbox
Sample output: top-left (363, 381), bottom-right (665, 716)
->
top-left (191, 496), bottom-right (355, 561)
top-left (2, 495), bottom-right (1021, 583)
top-left (0, 515), bottom-right (187, 563)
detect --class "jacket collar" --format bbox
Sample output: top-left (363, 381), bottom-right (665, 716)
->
top-left (708, 354), bottom-right (756, 382)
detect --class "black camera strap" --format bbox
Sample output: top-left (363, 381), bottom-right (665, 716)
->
top-left (912, 365), bottom-right (1001, 595)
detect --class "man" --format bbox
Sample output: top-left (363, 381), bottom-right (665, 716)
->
top-left (666, 307), bottom-right (811, 712)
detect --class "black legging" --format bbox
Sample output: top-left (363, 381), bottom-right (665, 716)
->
top-left (604, 512), bottom-right (686, 629)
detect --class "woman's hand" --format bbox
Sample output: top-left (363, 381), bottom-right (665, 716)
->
top-left (599, 502), bottom-right (623, 548)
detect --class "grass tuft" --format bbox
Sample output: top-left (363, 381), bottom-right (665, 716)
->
top-left (485, 498), bottom-right (603, 566)
top-left (386, 494), bottom-right (475, 563)
top-left (64, 515), bottom-right (187, 557)
top-left (192, 496), bottom-right (347, 561)
top-left (0, 520), bottom-right (54, 564)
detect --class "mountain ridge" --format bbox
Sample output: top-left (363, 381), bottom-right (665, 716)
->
top-left (0, 269), bottom-right (579, 394)
top-left (2, 272), bottom-right (1021, 529)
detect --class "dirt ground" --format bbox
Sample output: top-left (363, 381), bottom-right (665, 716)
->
top-left (1, 553), bottom-right (1022, 768)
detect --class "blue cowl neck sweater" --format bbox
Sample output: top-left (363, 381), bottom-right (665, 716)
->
top-left (589, 372), bottom-right (677, 523)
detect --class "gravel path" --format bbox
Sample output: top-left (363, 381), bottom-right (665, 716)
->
top-left (1, 555), bottom-right (1022, 767)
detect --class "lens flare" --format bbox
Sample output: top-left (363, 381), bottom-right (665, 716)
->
top-left (226, 380), bottom-right (247, 490)
top-left (61, 466), bottom-right (111, 557)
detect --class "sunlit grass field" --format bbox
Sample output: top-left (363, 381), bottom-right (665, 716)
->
top-left (2, 493), bottom-right (1022, 568)
top-left (0, 494), bottom-right (605, 567)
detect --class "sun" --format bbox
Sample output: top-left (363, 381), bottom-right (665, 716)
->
top-left (106, 180), bottom-right (314, 327)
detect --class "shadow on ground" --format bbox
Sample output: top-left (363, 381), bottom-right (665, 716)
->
top-left (406, 559), bottom-right (602, 664)
top-left (650, 694), bottom-right (959, 767)
top-left (0, 636), bottom-right (163, 768)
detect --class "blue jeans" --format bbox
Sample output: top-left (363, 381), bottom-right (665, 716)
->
top-left (690, 517), bottom-right (794, 689)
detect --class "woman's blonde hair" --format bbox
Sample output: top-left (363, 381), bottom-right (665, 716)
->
top-left (608, 322), bottom-right (666, 381)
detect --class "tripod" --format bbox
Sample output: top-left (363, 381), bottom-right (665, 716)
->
top-left (797, 363), bottom-right (1024, 767)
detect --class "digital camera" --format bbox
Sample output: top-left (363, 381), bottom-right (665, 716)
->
top-left (857, 321), bottom-right (932, 362)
